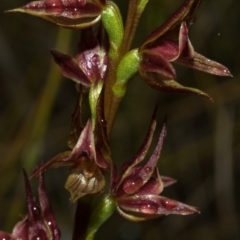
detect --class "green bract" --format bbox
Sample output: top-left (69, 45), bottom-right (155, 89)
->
top-left (113, 49), bottom-right (141, 98)
top-left (101, 1), bottom-right (124, 59)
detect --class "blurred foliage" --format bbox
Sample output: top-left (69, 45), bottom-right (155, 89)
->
top-left (1, 0), bottom-right (240, 239)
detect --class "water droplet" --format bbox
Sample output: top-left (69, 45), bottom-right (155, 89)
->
top-left (100, 119), bottom-right (107, 127)
top-left (139, 202), bottom-right (158, 214)
top-left (161, 199), bottom-right (177, 210)
top-left (48, 221), bottom-right (52, 226)
top-left (123, 177), bottom-right (143, 194)
top-left (144, 167), bottom-right (152, 173)
top-left (45, 0), bottom-right (64, 14)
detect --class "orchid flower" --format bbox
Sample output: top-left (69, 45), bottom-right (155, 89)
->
top-left (32, 120), bottom-right (108, 202)
top-left (110, 113), bottom-right (199, 221)
top-left (0, 170), bottom-right (60, 240)
top-left (138, 0), bottom-right (232, 99)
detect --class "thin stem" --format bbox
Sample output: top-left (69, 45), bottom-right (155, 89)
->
top-left (121, 0), bottom-right (139, 53)
top-left (103, 58), bottom-right (120, 135)
top-left (72, 197), bottom-right (94, 240)
top-left (104, 0), bottom-right (148, 135)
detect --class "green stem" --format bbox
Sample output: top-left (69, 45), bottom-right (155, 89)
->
top-left (85, 195), bottom-right (116, 240)
top-left (104, 0), bottom-right (148, 135)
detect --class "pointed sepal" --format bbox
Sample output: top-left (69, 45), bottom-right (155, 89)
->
top-left (51, 49), bottom-right (91, 86)
top-left (117, 194), bottom-right (199, 218)
top-left (7, 0), bottom-right (102, 29)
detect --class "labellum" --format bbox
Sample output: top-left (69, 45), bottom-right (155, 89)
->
top-left (65, 161), bottom-right (105, 202)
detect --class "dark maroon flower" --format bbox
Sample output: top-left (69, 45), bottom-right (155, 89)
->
top-left (33, 120), bottom-right (108, 202)
top-left (51, 26), bottom-right (108, 87)
top-left (7, 0), bottom-right (106, 29)
top-left (111, 113), bottom-right (199, 221)
top-left (0, 170), bottom-right (60, 240)
top-left (139, 0), bottom-right (232, 99)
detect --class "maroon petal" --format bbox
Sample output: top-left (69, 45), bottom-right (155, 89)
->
top-left (144, 23), bottom-right (194, 62)
top-left (161, 176), bottom-right (177, 188)
top-left (11, 217), bottom-right (28, 240)
top-left (32, 151), bottom-right (71, 177)
top-left (140, 50), bottom-right (176, 79)
top-left (116, 206), bottom-right (157, 222)
top-left (7, 0), bottom-right (102, 29)
top-left (23, 170), bottom-right (48, 239)
top-left (142, 0), bottom-right (202, 48)
top-left (0, 232), bottom-right (20, 240)
top-left (77, 27), bottom-right (108, 83)
top-left (51, 50), bottom-right (91, 86)
top-left (96, 148), bottom-right (109, 169)
top-left (78, 28), bottom-right (101, 82)
top-left (140, 70), bottom-right (212, 100)
top-left (176, 52), bottom-right (232, 77)
top-left (177, 21), bottom-right (195, 60)
top-left (136, 169), bottom-right (163, 195)
top-left (117, 194), bottom-right (199, 216)
top-left (70, 119), bottom-right (97, 162)
top-left (38, 173), bottom-right (61, 240)
top-left (23, 170), bottom-right (41, 223)
top-left (115, 109), bottom-right (157, 190)
top-left (122, 123), bottom-right (167, 195)
top-left (152, 40), bottom-right (179, 62)
top-left (32, 120), bottom-right (97, 177)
